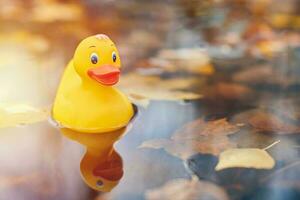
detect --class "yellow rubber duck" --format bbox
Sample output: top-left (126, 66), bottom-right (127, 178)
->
top-left (52, 34), bottom-right (134, 133)
top-left (52, 34), bottom-right (135, 191)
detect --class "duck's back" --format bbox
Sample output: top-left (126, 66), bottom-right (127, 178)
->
top-left (52, 60), bottom-right (134, 133)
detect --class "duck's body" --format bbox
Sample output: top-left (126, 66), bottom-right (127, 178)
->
top-left (53, 60), bottom-right (133, 133)
top-left (52, 34), bottom-right (134, 133)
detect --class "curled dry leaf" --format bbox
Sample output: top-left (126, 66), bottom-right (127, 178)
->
top-left (215, 148), bottom-right (275, 171)
top-left (232, 109), bottom-right (300, 134)
top-left (0, 103), bottom-right (49, 128)
top-left (145, 178), bottom-right (229, 200)
top-left (140, 118), bottom-right (239, 159)
top-left (118, 73), bottom-right (202, 107)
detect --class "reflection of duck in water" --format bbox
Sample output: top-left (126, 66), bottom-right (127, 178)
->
top-left (61, 128), bottom-right (126, 191)
top-left (52, 34), bottom-right (135, 191)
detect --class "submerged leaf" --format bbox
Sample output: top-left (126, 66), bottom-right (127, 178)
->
top-left (232, 109), bottom-right (300, 134)
top-left (145, 178), bottom-right (229, 200)
top-left (140, 118), bottom-right (239, 159)
top-left (153, 48), bottom-right (214, 75)
top-left (0, 103), bottom-right (49, 128)
top-left (215, 148), bottom-right (275, 171)
top-left (205, 82), bottom-right (255, 101)
top-left (172, 118), bottom-right (240, 140)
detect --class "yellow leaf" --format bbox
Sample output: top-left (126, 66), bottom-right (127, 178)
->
top-left (215, 148), bottom-right (275, 171)
top-left (31, 2), bottom-right (83, 22)
top-left (118, 73), bottom-right (202, 104)
top-left (0, 103), bottom-right (49, 128)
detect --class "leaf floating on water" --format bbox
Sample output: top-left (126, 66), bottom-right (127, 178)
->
top-left (118, 73), bottom-right (202, 107)
top-left (215, 148), bottom-right (275, 171)
top-left (153, 48), bottom-right (215, 75)
top-left (172, 118), bottom-right (240, 140)
top-left (0, 103), bottom-right (50, 128)
top-left (205, 82), bottom-right (255, 101)
top-left (249, 112), bottom-right (300, 134)
top-left (232, 64), bottom-right (297, 87)
top-left (139, 139), bottom-right (171, 150)
top-left (145, 178), bottom-right (229, 200)
top-left (31, 2), bottom-right (83, 22)
top-left (232, 109), bottom-right (300, 134)
top-left (140, 118), bottom-right (239, 159)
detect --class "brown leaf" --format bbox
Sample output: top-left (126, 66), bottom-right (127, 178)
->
top-left (172, 118), bottom-right (240, 140)
top-left (206, 82), bottom-right (255, 101)
top-left (140, 137), bottom-right (236, 160)
top-left (145, 178), bottom-right (229, 200)
top-left (140, 118), bottom-right (239, 159)
top-left (249, 112), bottom-right (300, 134)
top-left (232, 64), bottom-right (297, 87)
top-left (232, 109), bottom-right (300, 134)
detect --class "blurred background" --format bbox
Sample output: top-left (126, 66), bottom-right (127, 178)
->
top-left (1, 0), bottom-right (300, 199)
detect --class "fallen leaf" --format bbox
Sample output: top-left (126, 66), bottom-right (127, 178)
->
top-left (31, 2), bottom-right (83, 22)
top-left (232, 63), bottom-right (299, 88)
top-left (205, 82), bottom-right (255, 101)
top-left (215, 148), bottom-right (275, 171)
top-left (172, 118), bottom-right (239, 140)
top-left (232, 109), bottom-right (300, 134)
top-left (0, 171), bottom-right (57, 195)
top-left (145, 178), bottom-right (229, 200)
top-left (0, 103), bottom-right (49, 128)
top-left (249, 112), bottom-right (300, 134)
top-left (140, 118), bottom-right (239, 159)
top-left (153, 48), bottom-right (214, 75)
top-left (118, 73), bottom-right (202, 107)
top-left (142, 137), bottom-right (236, 160)
top-left (267, 98), bottom-right (300, 122)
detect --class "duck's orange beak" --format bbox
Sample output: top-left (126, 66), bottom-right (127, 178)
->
top-left (87, 65), bottom-right (120, 86)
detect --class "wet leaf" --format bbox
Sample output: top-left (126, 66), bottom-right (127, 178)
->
top-left (205, 82), bottom-right (255, 101)
top-left (249, 112), bottom-right (300, 134)
top-left (232, 109), bottom-right (300, 134)
top-left (153, 48), bottom-right (214, 75)
top-left (145, 178), bottom-right (229, 200)
top-left (0, 172), bottom-right (57, 195)
top-left (215, 148), bottom-right (275, 171)
top-left (140, 137), bottom-right (236, 160)
top-left (232, 64), bottom-right (299, 87)
top-left (140, 119), bottom-right (239, 159)
top-left (172, 118), bottom-right (240, 140)
top-left (31, 2), bottom-right (83, 22)
top-left (0, 103), bottom-right (49, 128)
top-left (119, 73), bottom-right (202, 107)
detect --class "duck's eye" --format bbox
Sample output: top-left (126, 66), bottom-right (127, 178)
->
top-left (112, 52), bottom-right (117, 62)
top-left (90, 53), bottom-right (98, 64)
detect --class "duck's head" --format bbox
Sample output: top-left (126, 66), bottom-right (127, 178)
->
top-left (73, 34), bottom-right (121, 86)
